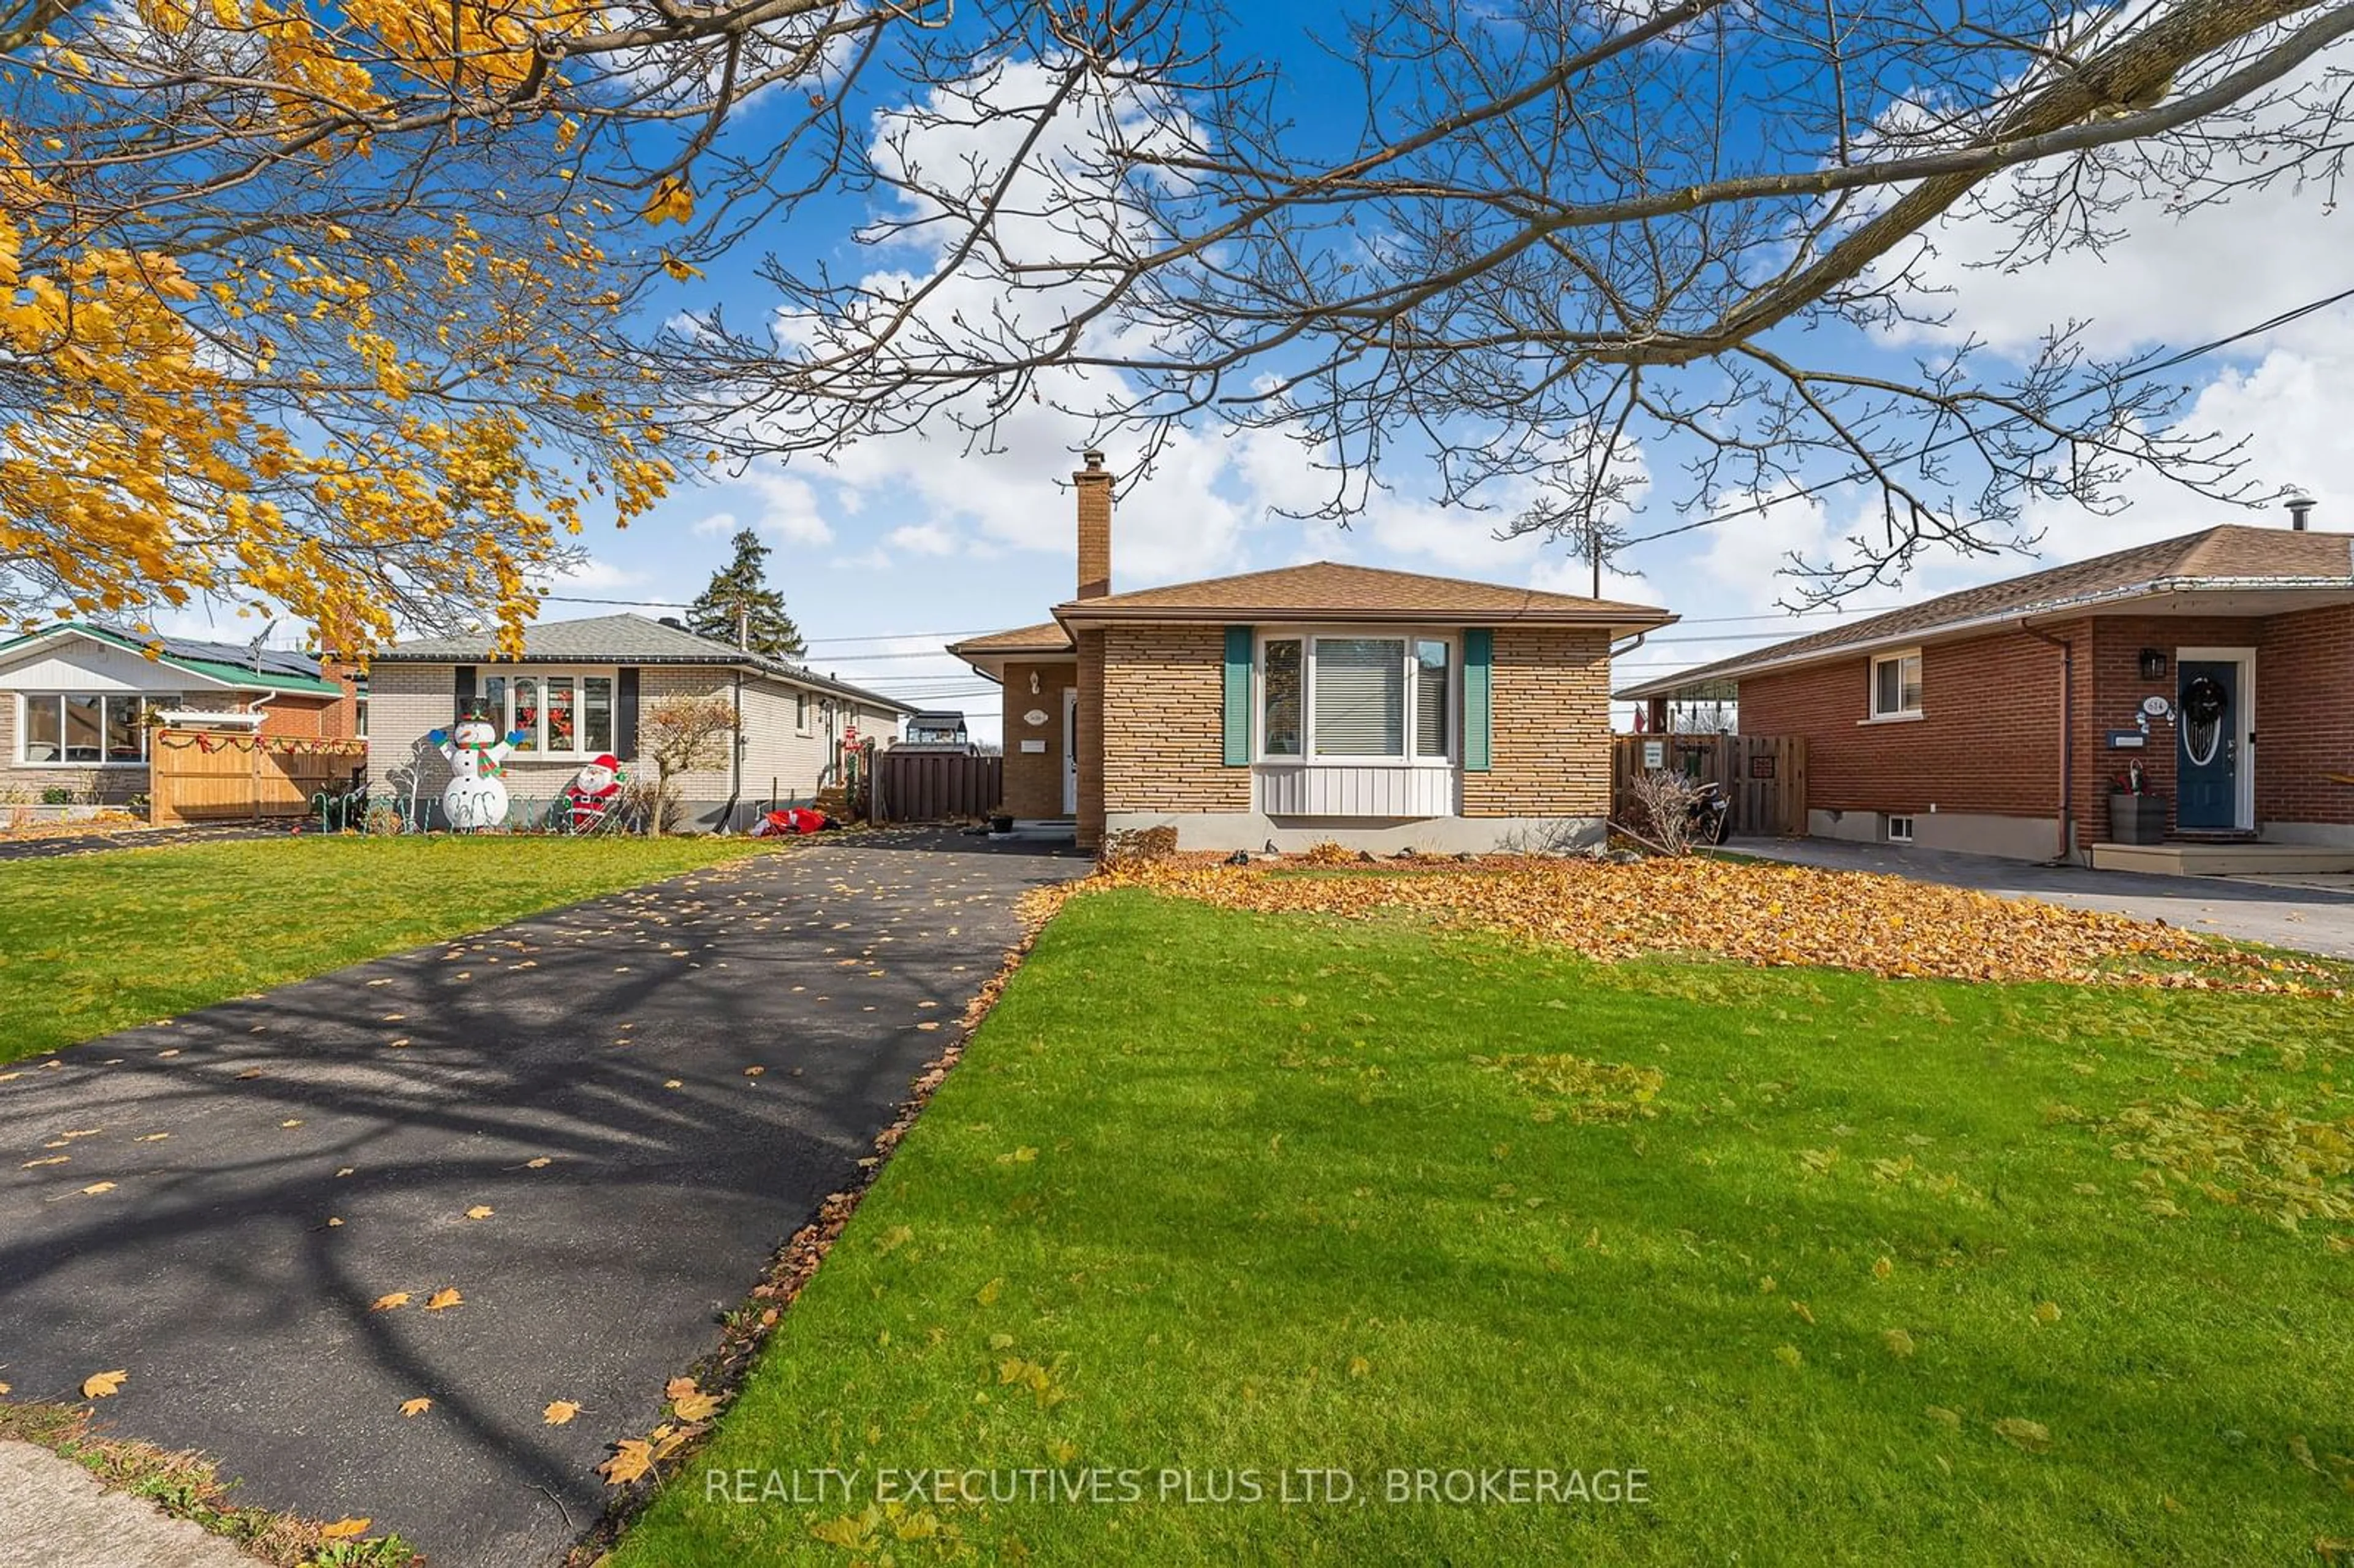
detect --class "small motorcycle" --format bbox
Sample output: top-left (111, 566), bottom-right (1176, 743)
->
top-left (1688, 781), bottom-right (1732, 847)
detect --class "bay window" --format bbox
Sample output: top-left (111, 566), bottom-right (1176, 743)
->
top-left (1259, 634), bottom-right (1454, 763)
top-left (481, 671), bottom-right (614, 757)
top-left (19, 693), bottom-right (172, 764)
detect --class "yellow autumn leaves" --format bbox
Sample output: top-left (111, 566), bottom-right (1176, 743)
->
top-left (1100, 854), bottom-right (2340, 994)
top-left (1, 0), bottom-right (684, 653)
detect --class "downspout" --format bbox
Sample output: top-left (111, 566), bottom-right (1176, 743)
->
top-left (2020, 620), bottom-right (2076, 865)
top-left (723, 667), bottom-right (744, 832)
top-left (1610, 631), bottom-right (1648, 731)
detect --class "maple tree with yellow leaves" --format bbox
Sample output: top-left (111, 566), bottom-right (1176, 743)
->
top-left (0, 0), bottom-right (929, 650)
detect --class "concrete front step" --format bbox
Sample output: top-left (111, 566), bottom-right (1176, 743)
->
top-left (2089, 840), bottom-right (2354, 876)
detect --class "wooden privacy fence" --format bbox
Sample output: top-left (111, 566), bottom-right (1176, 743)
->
top-left (872, 748), bottom-right (1002, 823)
top-left (150, 730), bottom-right (367, 826)
top-left (1612, 734), bottom-right (1808, 838)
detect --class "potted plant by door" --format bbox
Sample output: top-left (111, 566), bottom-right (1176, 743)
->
top-left (2107, 763), bottom-right (2168, 845)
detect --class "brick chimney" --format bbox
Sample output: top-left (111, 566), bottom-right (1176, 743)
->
top-left (1075, 449), bottom-right (1112, 599)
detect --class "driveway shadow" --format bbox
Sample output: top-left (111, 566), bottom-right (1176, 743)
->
top-left (0, 837), bottom-right (1081, 1567)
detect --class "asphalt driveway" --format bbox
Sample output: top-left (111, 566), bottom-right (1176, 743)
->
top-left (1735, 837), bottom-right (2354, 959)
top-left (0, 830), bottom-right (1082, 1567)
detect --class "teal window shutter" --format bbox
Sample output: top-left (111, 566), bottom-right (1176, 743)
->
top-left (1222, 626), bottom-right (1253, 766)
top-left (1462, 628), bottom-right (1493, 772)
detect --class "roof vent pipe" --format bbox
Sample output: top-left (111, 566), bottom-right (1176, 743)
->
top-left (2286, 495), bottom-right (2315, 531)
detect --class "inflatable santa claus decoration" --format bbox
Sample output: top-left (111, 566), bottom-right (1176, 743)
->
top-left (562, 753), bottom-right (625, 832)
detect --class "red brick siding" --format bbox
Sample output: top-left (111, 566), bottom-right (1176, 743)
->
top-left (1737, 609), bottom-right (2354, 836)
top-left (1736, 626), bottom-right (2073, 818)
top-left (2257, 603), bottom-right (2354, 826)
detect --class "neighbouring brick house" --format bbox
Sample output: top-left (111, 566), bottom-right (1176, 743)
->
top-left (368, 614), bottom-right (912, 831)
top-left (0, 623), bottom-right (356, 805)
top-left (950, 453), bottom-right (1675, 853)
top-left (1618, 520), bottom-right (2354, 868)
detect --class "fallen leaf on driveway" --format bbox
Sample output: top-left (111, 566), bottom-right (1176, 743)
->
top-left (424, 1288), bottom-right (463, 1311)
top-left (743, 1066), bottom-right (764, 1078)
top-left (464, 1206), bottom-right (493, 1220)
top-left (21, 1157), bottom-right (67, 1168)
top-left (543, 1401), bottom-right (581, 1426)
top-left (671, 1391), bottom-right (722, 1422)
top-left (134, 1133), bottom-right (168, 1143)
top-left (82, 1371), bottom-right (126, 1399)
top-left (664, 1376), bottom-right (699, 1401)
top-left (319, 1518), bottom-right (371, 1540)
top-left (663, 1079), bottom-right (683, 1090)
top-left (0, 1380), bottom-right (11, 1395)
top-left (335, 1168), bottom-right (355, 1178)
top-left (524, 1157), bottom-right (552, 1169)
top-left (400, 1398), bottom-right (432, 1417)
top-left (371, 1293), bottom-right (410, 1312)
top-left (280, 1120), bottom-right (303, 1129)
top-left (600, 1439), bottom-right (653, 1485)
top-left (79, 1182), bottom-right (115, 1196)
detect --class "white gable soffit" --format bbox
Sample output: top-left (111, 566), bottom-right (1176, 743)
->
top-left (1628, 576), bottom-right (2354, 696)
top-left (0, 628), bottom-right (241, 691)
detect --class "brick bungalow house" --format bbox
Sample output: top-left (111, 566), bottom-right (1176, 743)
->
top-left (1617, 520), bottom-right (2354, 869)
top-left (0, 623), bottom-right (357, 805)
top-left (368, 614), bottom-right (912, 831)
top-left (950, 453), bottom-right (1675, 853)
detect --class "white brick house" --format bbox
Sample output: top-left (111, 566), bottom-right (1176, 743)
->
top-left (368, 615), bottom-right (912, 831)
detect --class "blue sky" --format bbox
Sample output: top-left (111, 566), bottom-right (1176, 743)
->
top-left (161, 8), bottom-right (2354, 744)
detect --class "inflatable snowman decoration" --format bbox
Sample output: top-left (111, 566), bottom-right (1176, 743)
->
top-left (427, 703), bottom-right (524, 831)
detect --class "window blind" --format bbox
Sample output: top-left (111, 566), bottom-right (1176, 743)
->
top-left (1414, 640), bottom-right (1449, 758)
top-left (1312, 638), bottom-right (1404, 756)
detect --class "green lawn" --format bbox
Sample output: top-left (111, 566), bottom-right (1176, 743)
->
top-left (0, 835), bottom-right (763, 1066)
top-left (612, 889), bottom-right (2354, 1566)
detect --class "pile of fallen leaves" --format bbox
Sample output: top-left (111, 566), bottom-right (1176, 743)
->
top-left (1095, 853), bottom-right (2340, 993)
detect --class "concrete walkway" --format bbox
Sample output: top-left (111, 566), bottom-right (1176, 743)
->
top-left (1735, 837), bottom-right (2354, 958)
top-left (0, 831), bottom-right (1083, 1567)
top-left (0, 1442), bottom-right (256, 1568)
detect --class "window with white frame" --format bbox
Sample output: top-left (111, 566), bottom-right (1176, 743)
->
top-left (1870, 649), bottom-right (1923, 719)
top-left (796, 690), bottom-right (812, 734)
top-left (1260, 634), bottom-right (1453, 762)
top-left (479, 672), bottom-right (614, 757)
top-left (19, 693), bottom-right (174, 764)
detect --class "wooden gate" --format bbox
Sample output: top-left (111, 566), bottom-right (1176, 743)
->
top-left (150, 730), bottom-right (368, 826)
top-left (872, 749), bottom-right (1002, 823)
top-left (1612, 734), bottom-right (1808, 838)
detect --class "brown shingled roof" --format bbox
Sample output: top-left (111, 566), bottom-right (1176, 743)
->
top-left (1618, 525), bottom-right (2354, 699)
top-left (945, 620), bottom-right (1073, 658)
top-left (1051, 561), bottom-right (1672, 630)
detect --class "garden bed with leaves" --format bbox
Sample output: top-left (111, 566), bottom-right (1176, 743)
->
top-left (1097, 851), bottom-right (2341, 992)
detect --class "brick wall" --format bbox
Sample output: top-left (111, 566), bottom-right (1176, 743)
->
top-left (1099, 625), bottom-right (1249, 837)
top-left (2069, 616), bottom-right (2261, 833)
top-left (2256, 604), bottom-right (2353, 826)
top-left (1000, 659), bottom-right (1078, 818)
top-left (1737, 625), bottom-right (2076, 819)
top-left (1735, 609), bottom-right (2354, 838)
top-left (1076, 630), bottom-right (1106, 850)
top-left (1461, 626), bottom-right (1614, 817)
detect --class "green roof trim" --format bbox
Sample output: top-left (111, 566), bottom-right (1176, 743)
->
top-left (0, 623), bottom-right (345, 696)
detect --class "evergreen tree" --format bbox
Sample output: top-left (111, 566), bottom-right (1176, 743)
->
top-left (687, 528), bottom-right (806, 660)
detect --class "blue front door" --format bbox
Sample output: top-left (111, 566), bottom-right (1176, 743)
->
top-left (2176, 660), bottom-right (2241, 831)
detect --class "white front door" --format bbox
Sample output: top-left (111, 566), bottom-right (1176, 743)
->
top-left (1062, 688), bottom-right (1079, 815)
